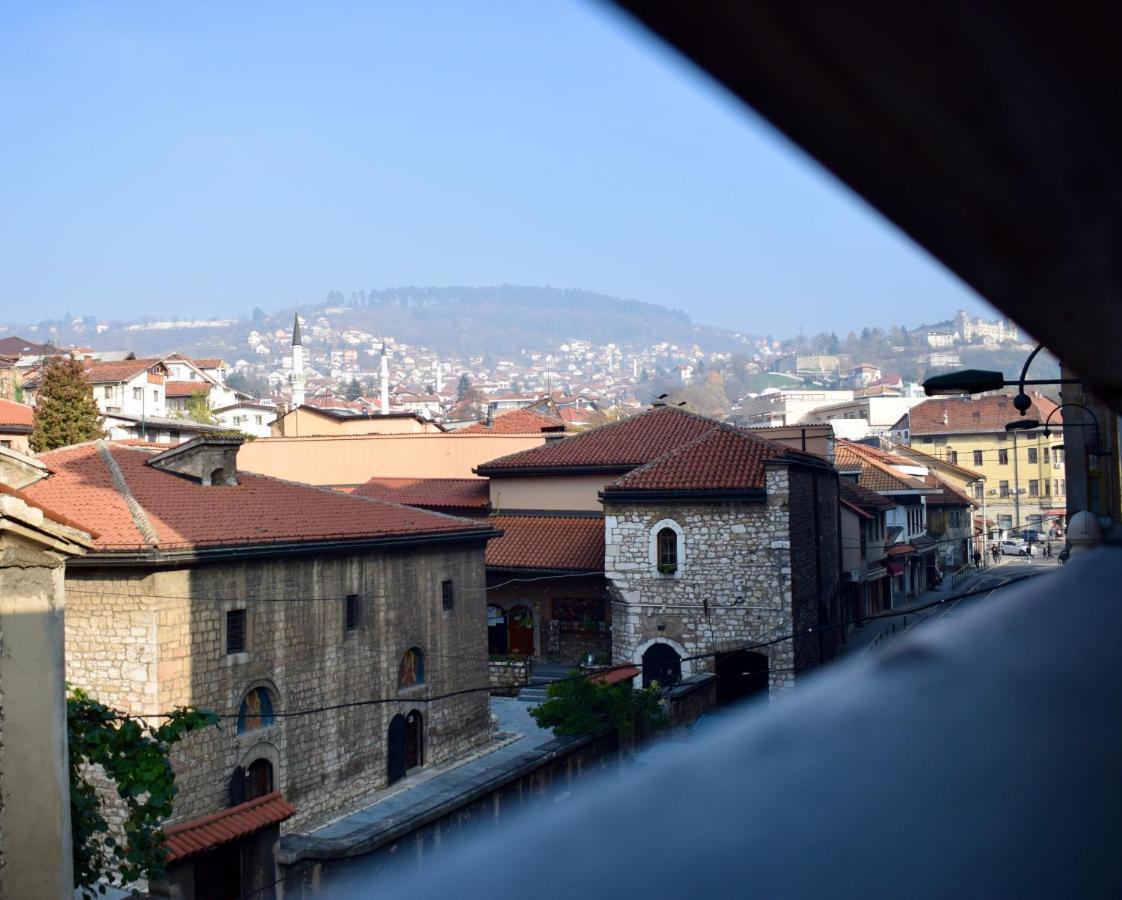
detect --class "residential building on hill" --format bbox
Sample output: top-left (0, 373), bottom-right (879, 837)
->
top-left (730, 388), bottom-right (853, 428)
top-left (271, 405), bottom-right (443, 437)
top-left (0, 399), bottom-right (33, 452)
top-left (803, 395), bottom-right (925, 441)
top-left (838, 479), bottom-right (896, 621)
top-left (892, 394), bottom-right (1066, 539)
top-left (20, 436), bottom-right (497, 897)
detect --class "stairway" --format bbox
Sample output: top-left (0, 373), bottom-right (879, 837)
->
top-left (517, 663), bottom-right (571, 704)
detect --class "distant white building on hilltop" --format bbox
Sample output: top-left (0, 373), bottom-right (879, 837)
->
top-left (954, 309), bottom-right (1019, 344)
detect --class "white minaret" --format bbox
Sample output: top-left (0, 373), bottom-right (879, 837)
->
top-left (380, 342), bottom-right (391, 415)
top-left (433, 360), bottom-right (444, 394)
top-left (290, 312), bottom-right (305, 407)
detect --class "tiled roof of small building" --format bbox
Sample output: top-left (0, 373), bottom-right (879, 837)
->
top-left (164, 792), bottom-right (296, 864)
top-left (476, 406), bottom-right (722, 473)
top-left (922, 474), bottom-right (977, 507)
top-left (22, 441), bottom-right (493, 553)
top-left (604, 425), bottom-right (813, 493)
top-left (351, 477), bottom-right (490, 511)
top-left (81, 359), bottom-right (166, 384)
top-left (905, 393), bottom-right (1062, 435)
top-left (486, 515), bottom-right (604, 571)
top-left (839, 478), bottom-right (897, 512)
top-left (835, 441), bottom-right (932, 493)
top-left (0, 398), bottom-right (34, 428)
top-left (461, 407), bottom-right (566, 434)
top-left (165, 380), bottom-right (210, 398)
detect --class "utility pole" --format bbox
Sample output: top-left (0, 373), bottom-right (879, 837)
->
top-left (1012, 430), bottom-right (1021, 535)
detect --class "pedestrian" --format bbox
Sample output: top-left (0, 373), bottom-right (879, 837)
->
top-left (1045, 540), bottom-right (1052, 558)
top-left (973, 549), bottom-right (982, 569)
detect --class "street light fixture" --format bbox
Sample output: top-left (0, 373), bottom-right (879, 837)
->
top-left (922, 344), bottom-right (1080, 406)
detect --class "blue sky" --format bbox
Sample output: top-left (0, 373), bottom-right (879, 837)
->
top-left (0, 1), bottom-right (991, 335)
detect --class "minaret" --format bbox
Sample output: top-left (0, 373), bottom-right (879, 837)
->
top-left (380, 342), bottom-right (391, 415)
top-left (433, 360), bottom-right (444, 394)
top-left (290, 312), bottom-right (305, 407)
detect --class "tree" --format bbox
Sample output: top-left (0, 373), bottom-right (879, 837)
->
top-left (345, 377), bottom-right (362, 401)
top-left (68, 687), bottom-right (217, 897)
top-left (531, 676), bottom-right (666, 740)
top-left (30, 356), bottom-right (105, 451)
top-left (182, 391), bottom-right (218, 425)
top-left (456, 373), bottom-right (472, 402)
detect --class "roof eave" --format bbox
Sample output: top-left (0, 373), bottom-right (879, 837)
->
top-left (600, 488), bottom-right (768, 504)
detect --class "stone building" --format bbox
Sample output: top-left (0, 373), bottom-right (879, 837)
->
top-left (21, 435), bottom-right (497, 898)
top-left (601, 425), bottom-right (841, 701)
top-left (476, 406), bottom-right (842, 690)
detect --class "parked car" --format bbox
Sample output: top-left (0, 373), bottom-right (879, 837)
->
top-left (1000, 540), bottom-right (1028, 556)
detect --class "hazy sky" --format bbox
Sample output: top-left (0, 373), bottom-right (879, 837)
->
top-left (0, 1), bottom-right (992, 335)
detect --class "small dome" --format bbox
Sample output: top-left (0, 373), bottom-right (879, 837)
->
top-left (1067, 510), bottom-right (1103, 548)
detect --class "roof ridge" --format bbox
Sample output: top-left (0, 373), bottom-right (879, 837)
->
top-left (97, 441), bottom-right (160, 547)
top-left (837, 441), bottom-right (930, 491)
top-left (609, 422), bottom-right (735, 486)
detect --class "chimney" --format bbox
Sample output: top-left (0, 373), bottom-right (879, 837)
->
top-left (485, 404), bottom-right (494, 428)
top-left (146, 435), bottom-right (244, 486)
top-left (380, 343), bottom-right (390, 415)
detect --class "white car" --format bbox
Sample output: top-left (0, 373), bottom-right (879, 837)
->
top-left (1000, 540), bottom-right (1028, 556)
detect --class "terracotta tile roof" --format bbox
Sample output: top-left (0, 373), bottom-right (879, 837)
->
top-left (82, 359), bottom-right (165, 384)
top-left (905, 394), bottom-right (1062, 435)
top-left (605, 426), bottom-right (805, 493)
top-left (192, 358), bottom-right (225, 369)
top-left (0, 398), bottom-right (33, 428)
top-left (0, 481), bottom-right (98, 537)
top-left (590, 665), bottom-right (640, 685)
top-left (839, 478), bottom-right (896, 512)
top-left (165, 381), bottom-right (210, 398)
top-left (461, 407), bottom-right (566, 434)
top-left (164, 792), bottom-right (296, 864)
top-left (351, 477), bottom-right (490, 511)
top-left (0, 336), bottom-right (55, 357)
top-left (887, 443), bottom-right (984, 480)
top-left (922, 474), bottom-right (976, 507)
top-left (835, 441), bottom-right (933, 493)
top-left (476, 406), bottom-right (720, 473)
top-left (22, 441), bottom-right (493, 553)
top-left (486, 515), bottom-right (604, 571)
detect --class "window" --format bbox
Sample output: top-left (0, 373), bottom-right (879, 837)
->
top-left (441, 579), bottom-right (454, 613)
top-left (153, 389), bottom-right (159, 404)
top-left (1043, 447), bottom-right (1050, 463)
top-left (226, 609), bottom-right (247, 654)
top-left (973, 450), bottom-right (983, 466)
top-left (103, 385), bottom-right (112, 399)
top-left (998, 514), bottom-right (1013, 530)
top-left (922, 436), bottom-right (933, 444)
top-left (998, 449), bottom-right (1009, 465)
top-left (1027, 447), bottom-right (1038, 464)
top-left (345, 594), bottom-right (359, 631)
top-left (255, 414), bottom-right (263, 426)
top-left (974, 483), bottom-right (984, 499)
top-left (132, 386), bottom-right (142, 400)
top-left (236, 687), bottom-right (275, 733)
top-left (398, 647), bottom-right (425, 689)
top-left (946, 450), bottom-right (958, 464)
top-left (656, 527), bottom-right (678, 574)
top-left (1059, 479), bottom-right (1066, 495)
top-left (1029, 479), bottom-right (1039, 497)
top-left (1043, 480), bottom-right (1050, 496)
top-left (999, 481), bottom-right (1010, 498)
top-left (1055, 447), bottom-right (1065, 464)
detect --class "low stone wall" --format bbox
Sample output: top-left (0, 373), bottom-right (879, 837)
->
top-left (488, 658), bottom-right (530, 695)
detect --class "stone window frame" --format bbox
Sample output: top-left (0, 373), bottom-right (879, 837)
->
top-left (648, 519), bottom-right (685, 578)
top-left (222, 603), bottom-right (250, 665)
top-left (236, 740), bottom-right (284, 800)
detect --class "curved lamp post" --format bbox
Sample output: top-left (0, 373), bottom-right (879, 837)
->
top-left (923, 343), bottom-right (1080, 401)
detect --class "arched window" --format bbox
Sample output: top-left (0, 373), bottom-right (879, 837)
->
top-left (656, 527), bottom-right (678, 574)
top-left (236, 687), bottom-right (275, 734)
top-left (398, 647), bottom-right (425, 689)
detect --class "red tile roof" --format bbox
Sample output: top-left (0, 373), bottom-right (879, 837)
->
top-left (0, 398), bottom-right (33, 428)
top-left (590, 665), bottom-right (640, 685)
top-left (835, 441), bottom-right (933, 493)
top-left (351, 477), bottom-right (490, 511)
top-left (922, 474), bottom-right (976, 507)
top-left (604, 426), bottom-right (807, 493)
top-left (839, 478), bottom-right (897, 512)
top-left (81, 359), bottom-right (166, 384)
top-left (905, 393), bottom-right (1062, 435)
top-left (477, 406), bottom-right (721, 473)
top-left (165, 381), bottom-right (211, 398)
top-left (0, 481), bottom-right (98, 538)
top-left (461, 407), bottom-right (566, 434)
top-left (164, 792), bottom-right (296, 864)
top-left (22, 441), bottom-right (493, 553)
top-left (486, 515), bottom-right (604, 571)
top-left (888, 443), bottom-right (984, 480)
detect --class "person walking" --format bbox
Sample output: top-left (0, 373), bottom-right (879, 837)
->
top-left (973, 549), bottom-right (982, 569)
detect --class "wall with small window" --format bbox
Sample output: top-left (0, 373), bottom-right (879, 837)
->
top-left (647, 519), bottom-right (685, 576)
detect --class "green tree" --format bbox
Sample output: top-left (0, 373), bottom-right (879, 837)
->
top-left (345, 377), bottom-right (362, 401)
top-left (29, 356), bottom-right (105, 451)
top-left (531, 675), bottom-right (666, 740)
top-left (182, 390), bottom-right (218, 425)
top-left (68, 687), bottom-right (217, 897)
top-left (456, 373), bottom-right (472, 401)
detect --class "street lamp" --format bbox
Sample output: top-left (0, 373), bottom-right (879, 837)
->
top-left (923, 343), bottom-right (1080, 406)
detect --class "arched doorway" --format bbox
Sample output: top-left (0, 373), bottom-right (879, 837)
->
top-left (487, 605), bottom-right (509, 655)
top-left (387, 713), bottom-right (406, 785)
top-left (405, 710), bottom-right (424, 771)
top-left (642, 642), bottom-right (682, 689)
top-left (509, 604), bottom-right (534, 657)
top-left (245, 758), bottom-right (273, 800)
top-left (715, 650), bottom-right (770, 705)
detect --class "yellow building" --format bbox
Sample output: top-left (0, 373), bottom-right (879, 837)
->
top-left (892, 393), bottom-right (1066, 539)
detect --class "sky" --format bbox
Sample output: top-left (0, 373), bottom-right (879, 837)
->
top-left (0, 1), bottom-right (993, 336)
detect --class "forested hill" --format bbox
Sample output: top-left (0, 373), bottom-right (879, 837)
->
top-left (11, 286), bottom-right (752, 359)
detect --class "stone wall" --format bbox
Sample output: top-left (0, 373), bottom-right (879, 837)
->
top-left (488, 659), bottom-right (530, 695)
top-left (786, 465), bottom-right (841, 672)
top-left (65, 539), bottom-right (493, 834)
top-left (486, 574), bottom-right (610, 665)
top-left (604, 465), bottom-right (797, 694)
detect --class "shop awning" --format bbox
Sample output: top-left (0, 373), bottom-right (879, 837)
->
top-left (164, 792), bottom-right (296, 864)
top-left (886, 544), bottom-right (916, 557)
top-left (590, 665), bottom-right (641, 685)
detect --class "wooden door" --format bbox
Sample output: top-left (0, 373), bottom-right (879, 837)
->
top-left (509, 605), bottom-right (534, 657)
